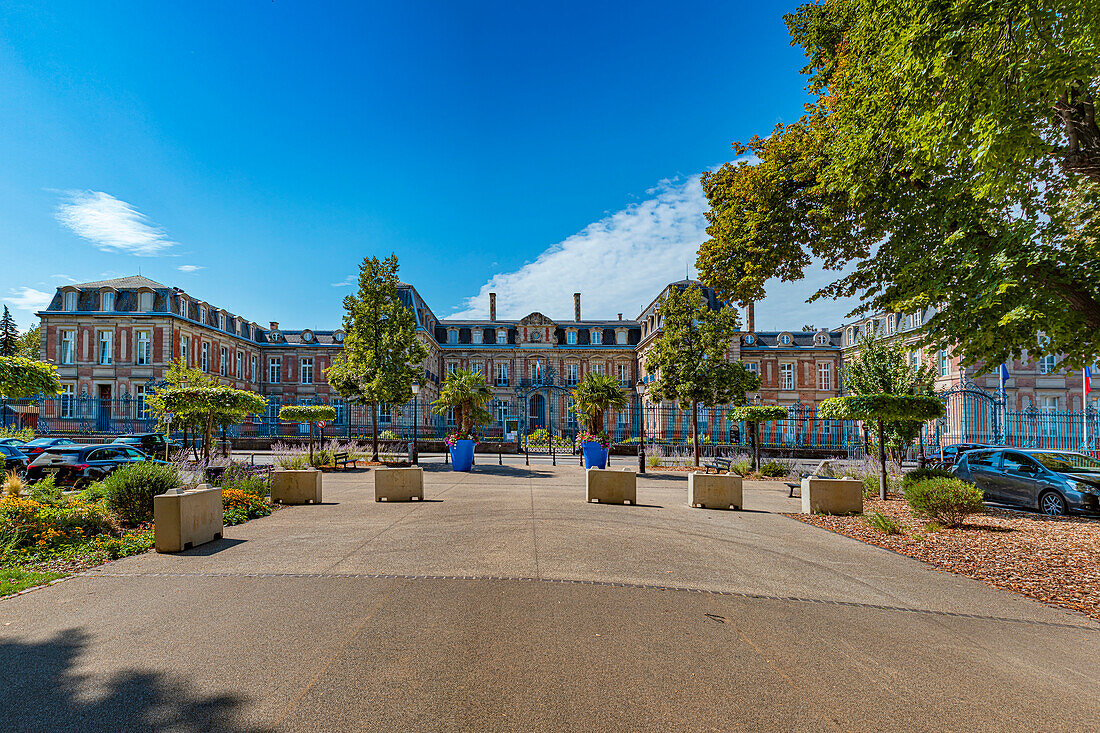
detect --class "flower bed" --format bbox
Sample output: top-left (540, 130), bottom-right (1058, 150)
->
top-left (789, 498), bottom-right (1100, 620)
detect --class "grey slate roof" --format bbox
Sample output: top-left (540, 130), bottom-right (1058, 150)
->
top-left (70, 275), bottom-right (169, 290)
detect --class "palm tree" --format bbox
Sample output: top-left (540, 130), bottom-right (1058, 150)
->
top-left (430, 368), bottom-right (492, 437)
top-left (572, 372), bottom-right (629, 437)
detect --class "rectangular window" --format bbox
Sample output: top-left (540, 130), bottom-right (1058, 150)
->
top-left (939, 349), bottom-right (949, 376)
top-left (616, 330), bottom-right (627, 345)
top-left (497, 330), bottom-right (507, 344)
top-left (101, 291), bottom-right (114, 311)
top-left (1040, 396), bottom-right (1059, 437)
top-left (220, 347), bottom-right (227, 376)
top-left (910, 351), bottom-right (920, 370)
top-left (592, 363), bottom-right (604, 376)
top-left (446, 363), bottom-right (457, 377)
top-left (780, 362), bottom-right (795, 390)
top-left (445, 408), bottom-right (455, 425)
top-left (236, 351), bottom-right (243, 379)
top-left (199, 306), bottom-right (207, 324)
top-left (472, 329), bottom-right (482, 344)
top-left (566, 363), bottom-right (579, 386)
top-left (494, 399), bottom-right (508, 425)
top-left (139, 292), bottom-right (153, 311)
top-left (472, 362), bottom-right (483, 376)
top-left (378, 403), bottom-right (392, 424)
top-left (618, 407), bottom-right (630, 427)
top-left (1039, 354), bottom-right (1058, 375)
top-left (201, 343), bottom-right (209, 372)
top-left (136, 330), bottom-right (151, 366)
top-left (745, 362), bottom-right (759, 375)
top-left (60, 330), bottom-right (75, 365)
top-left (448, 330), bottom-right (457, 344)
top-left (59, 384), bottom-right (74, 418)
top-left (618, 364), bottom-right (630, 386)
top-left (496, 363), bottom-right (509, 386)
top-left (251, 355), bottom-right (257, 381)
top-left (218, 313), bottom-right (226, 331)
top-left (134, 385), bottom-right (149, 418)
top-left (269, 357), bottom-right (281, 383)
top-left (180, 337), bottom-right (188, 367)
top-left (64, 291), bottom-right (77, 311)
top-left (817, 362), bottom-right (832, 391)
top-left (98, 331), bottom-right (113, 365)
top-left (300, 357), bottom-right (314, 384)
top-left (567, 331), bottom-right (577, 345)
top-left (592, 331), bottom-right (602, 345)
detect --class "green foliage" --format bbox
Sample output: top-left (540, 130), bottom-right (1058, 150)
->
top-left (91, 529), bottom-right (154, 561)
top-left (39, 501), bottom-right (112, 536)
top-left (864, 512), bottom-right (903, 535)
top-left (25, 476), bottom-right (62, 505)
top-left (220, 463), bottom-right (270, 498)
top-left (758, 460), bottom-right (790, 478)
top-left (329, 255), bottom-right (428, 460)
top-left (276, 454), bottom-right (311, 470)
top-left (431, 368), bottom-right (492, 436)
top-left (310, 448), bottom-right (334, 467)
top-left (901, 467), bottom-right (956, 491)
top-left (278, 405), bottom-right (337, 423)
top-left (222, 488), bottom-right (271, 526)
top-left (103, 462), bottom-right (182, 525)
top-left (818, 395), bottom-right (944, 423)
top-left (731, 460), bottom-right (752, 476)
top-left (1, 568), bottom-right (64, 597)
top-left (0, 356), bottom-right (62, 398)
top-left (0, 426), bottom-right (34, 442)
top-left (0, 307), bottom-right (18, 356)
top-left (16, 325), bottom-right (40, 359)
top-left (904, 477), bottom-right (985, 528)
top-left (571, 372), bottom-right (629, 434)
top-left (646, 454), bottom-right (660, 467)
top-left (728, 405), bottom-right (788, 424)
top-left (75, 481), bottom-right (109, 505)
top-left (160, 385), bottom-right (266, 463)
top-left (378, 430), bottom-right (398, 441)
top-left (698, 0), bottom-right (1100, 370)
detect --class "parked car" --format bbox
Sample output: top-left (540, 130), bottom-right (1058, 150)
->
top-left (0, 443), bottom-right (30, 476)
top-left (0, 437), bottom-right (28, 448)
top-left (26, 444), bottom-right (165, 489)
top-left (18, 437), bottom-right (80, 459)
top-left (936, 443), bottom-right (997, 468)
top-left (112, 433), bottom-right (180, 457)
top-left (954, 448), bottom-right (1100, 516)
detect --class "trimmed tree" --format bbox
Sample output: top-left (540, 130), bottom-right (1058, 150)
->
top-left (160, 386), bottom-right (267, 464)
top-left (728, 405), bottom-right (788, 473)
top-left (571, 372), bottom-right (630, 447)
top-left (278, 405), bottom-right (337, 463)
top-left (430, 368), bottom-right (492, 441)
top-left (329, 255), bottom-right (428, 461)
top-left (643, 283), bottom-right (761, 467)
top-left (0, 356), bottom-right (62, 398)
top-left (819, 395), bottom-right (944, 501)
top-left (145, 359), bottom-right (224, 456)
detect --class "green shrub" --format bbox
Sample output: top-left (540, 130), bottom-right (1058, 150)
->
top-left (310, 448), bottom-right (334, 467)
top-left (221, 463), bottom-right (270, 498)
top-left (901, 466), bottom-right (956, 490)
top-left (759, 460), bottom-right (789, 478)
top-left (222, 488), bottom-right (272, 526)
top-left (91, 529), bottom-right (155, 561)
top-left (904, 477), bottom-right (985, 528)
top-left (103, 462), bottom-right (182, 525)
top-left (864, 512), bottom-right (903, 535)
top-left (731, 460), bottom-right (752, 477)
top-left (75, 481), bottom-right (109, 505)
top-left (0, 426), bottom-right (34, 442)
top-left (646, 454), bottom-right (660, 467)
top-left (26, 476), bottom-right (62, 505)
top-left (276, 454), bottom-right (310, 470)
top-left (378, 430), bottom-right (398, 441)
top-left (40, 501), bottom-right (112, 536)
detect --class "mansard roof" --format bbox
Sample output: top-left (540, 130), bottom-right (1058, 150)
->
top-left (70, 275), bottom-right (169, 290)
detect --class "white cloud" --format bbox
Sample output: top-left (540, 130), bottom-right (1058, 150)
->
top-left (449, 174), bottom-right (859, 329)
top-left (5, 287), bottom-right (52, 312)
top-left (50, 274), bottom-right (78, 282)
top-left (331, 274), bottom-right (355, 287)
top-left (177, 264), bottom-right (204, 272)
top-left (54, 190), bottom-right (175, 256)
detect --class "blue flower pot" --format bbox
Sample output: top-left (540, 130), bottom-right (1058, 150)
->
top-left (450, 439), bottom-right (475, 472)
top-left (582, 441), bottom-right (608, 469)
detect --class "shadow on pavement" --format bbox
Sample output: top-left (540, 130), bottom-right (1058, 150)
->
top-left (180, 538), bottom-right (247, 556)
top-left (0, 629), bottom-right (271, 733)
top-left (420, 463), bottom-right (553, 479)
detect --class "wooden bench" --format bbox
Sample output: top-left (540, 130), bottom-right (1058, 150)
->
top-left (703, 457), bottom-right (733, 474)
top-left (785, 460), bottom-right (832, 498)
top-left (333, 451), bottom-right (354, 470)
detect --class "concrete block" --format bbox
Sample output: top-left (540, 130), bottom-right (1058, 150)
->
top-left (271, 468), bottom-right (323, 505)
top-left (801, 477), bottom-right (863, 515)
top-left (688, 472), bottom-right (742, 510)
top-left (586, 468), bottom-right (637, 505)
top-left (375, 467), bottom-right (424, 501)
top-left (154, 484), bottom-right (223, 553)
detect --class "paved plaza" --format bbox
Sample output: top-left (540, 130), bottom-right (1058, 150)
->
top-left (3, 463), bottom-right (1098, 732)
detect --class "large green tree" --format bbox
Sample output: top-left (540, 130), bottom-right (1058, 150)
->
top-left (698, 0), bottom-right (1100, 371)
top-left (0, 356), bottom-right (62, 398)
top-left (16, 326), bottom-right (41, 360)
top-left (328, 255), bottom-right (427, 461)
top-left (643, 284), bottom-right (761, 467)
top-left (0, 307), bottom-right (18, 356)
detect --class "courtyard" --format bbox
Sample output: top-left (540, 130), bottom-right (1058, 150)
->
top-left (2, 463), bottom-right (1097, 732)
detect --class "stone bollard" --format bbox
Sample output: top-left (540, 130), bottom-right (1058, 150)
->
top-left (801, 477), bottom-right (863, 515)
top-left (585, 468), bottom-right (637, 505)
top-left (154, 484), bottom-right (224, 553)
top-left (271, 468), bottom-right (323, 505)
top-left (375, 467), bottom-right (424, 501)
top-left (687, 472), bottom-right (742, 510)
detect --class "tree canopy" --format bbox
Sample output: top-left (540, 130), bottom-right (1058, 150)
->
top-left (16, 326), bottom-right (40, 360)
top-left (329, 255), bottom-right (428, 460)
top-left (160, 385), bottom-right (267, 464)
top-left (431, 368), bottom-right (492, 439)
top-left (644, 283), bottom-right (760, 466)
top-left (0, 356), bottom-right (62, 398)
top-left (728, 405), bottom-right (788, 471)
top-left (698, 0), bottom-right (1100, 370)
top-left (571, 372), bottom-right (630, 437)
top-left (278, 405), bottom-right (337, 461)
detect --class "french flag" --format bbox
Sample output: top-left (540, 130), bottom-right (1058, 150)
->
top-left (1086, 366), bottom-right (1092, 396)
top-left (535, 360), bottom-right (541, 380)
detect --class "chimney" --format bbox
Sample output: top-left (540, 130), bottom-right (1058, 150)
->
top-left (617, 313), bottom-right (623, 321)
top-left (489, 292), bottom-right (497, 322)
top-left (746, 302), bottom-right (755, 333)
top-left (269, 321), bottom-right (279, 331)
top-left (574, 293), bottom-right (581, 321)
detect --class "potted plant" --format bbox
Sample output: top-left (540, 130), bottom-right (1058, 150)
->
top-left (571, 372), bottom-right (629, 469)
top-left (431, 368), bottom-right (492, 472)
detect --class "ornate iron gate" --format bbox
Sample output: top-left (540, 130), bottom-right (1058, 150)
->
top-left (936, 382), bottom-right (1003, 448)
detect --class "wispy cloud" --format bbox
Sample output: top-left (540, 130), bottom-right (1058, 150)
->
top-left (177, 265), bottom-right (204, 272)
top-left (5, 287), bottom-right (52, 312)
top-left (331, 274), bottom-right (355, 288)
top-left (449, 173), bottom-right (858, 330)
top-left (54, 191), bottom-right (175, 256)
top-left (50, 274), bottom-right (78, 283)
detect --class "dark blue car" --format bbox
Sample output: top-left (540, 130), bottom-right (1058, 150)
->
top-left (955, 448), bottom-right (1100, 516)
top-left (26, 444), bottom-right (166, 489)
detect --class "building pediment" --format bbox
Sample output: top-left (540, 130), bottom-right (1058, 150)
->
top-left (519, 312), bottom-right (555, 327)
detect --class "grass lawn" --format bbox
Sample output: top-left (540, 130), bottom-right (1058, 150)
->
top-left (1, 568), bottom-right (65, 597)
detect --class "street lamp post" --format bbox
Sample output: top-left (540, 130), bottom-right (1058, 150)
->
top-left (411, 379), bottom-right (420, 466)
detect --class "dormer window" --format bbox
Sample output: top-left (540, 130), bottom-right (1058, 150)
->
top-left (616, 330), bottom-right (627, 345)
top-left (199, 306), bottom-right (207, 324)
top-left (497, 329), bottom-right (507, 345)
top-left (448, 329), bottom-right (458, 344)
top-left (814, 332), bottom-right (829, 346)
top-left (333, 330), bottom-right (345, 343)
top-left (301, 329), bottom-right (314, 343)
top-left (138, 292), bottom-right (153, 311)
top-left (269, 330), bottom-right (282, 342)
top-left (218, 313), bottom-right (226, 331)
top-left (591, 330), bottom-right (602, 345)
top-left (567, 331), bottom-right (577, 345)
top-left (472, 329), bottom-right (483, 344)
top-left (778, 332), bottom-right (792, 346)
top-left (744, 334), bottom-right (756, 346)
top-left (63, 291), bottom-right (77, 312)
top-left (101, 291), bottom-right (114, 311)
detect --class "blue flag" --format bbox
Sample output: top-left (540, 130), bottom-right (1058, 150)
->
top-left (999, 363), bottom-right (1010, 391)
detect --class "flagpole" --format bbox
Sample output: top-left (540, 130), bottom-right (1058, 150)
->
top-left (1084, 368), bottom-right (1089, 455)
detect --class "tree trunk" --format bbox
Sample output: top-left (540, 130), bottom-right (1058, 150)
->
top-left (750, 421), bottom-right (759, 472)
top-left (691, 401), bottom-right (700, 468)
top-left (371, 402), bottom-right (379, 461)
top-left (204, 411), bottom-right (214, 466)
top-left (309, 421), bottom-right (314, 463)
top-left (877, 419), bottom-right (888, 501)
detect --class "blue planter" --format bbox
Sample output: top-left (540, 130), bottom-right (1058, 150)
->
top-left (450, 439), bottom-right (475, 472)
top-left (582, 441), bottom-right (608, 469)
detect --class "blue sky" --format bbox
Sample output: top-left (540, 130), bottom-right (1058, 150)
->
top-left (0, 1), bottom-right (854, 332)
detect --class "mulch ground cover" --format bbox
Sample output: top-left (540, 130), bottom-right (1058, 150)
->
top-left (789, 498), bottom-right (1100, 620)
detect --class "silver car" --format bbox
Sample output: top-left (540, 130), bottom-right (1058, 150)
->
top-left (955, 448), bottom-right (1100, 515)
